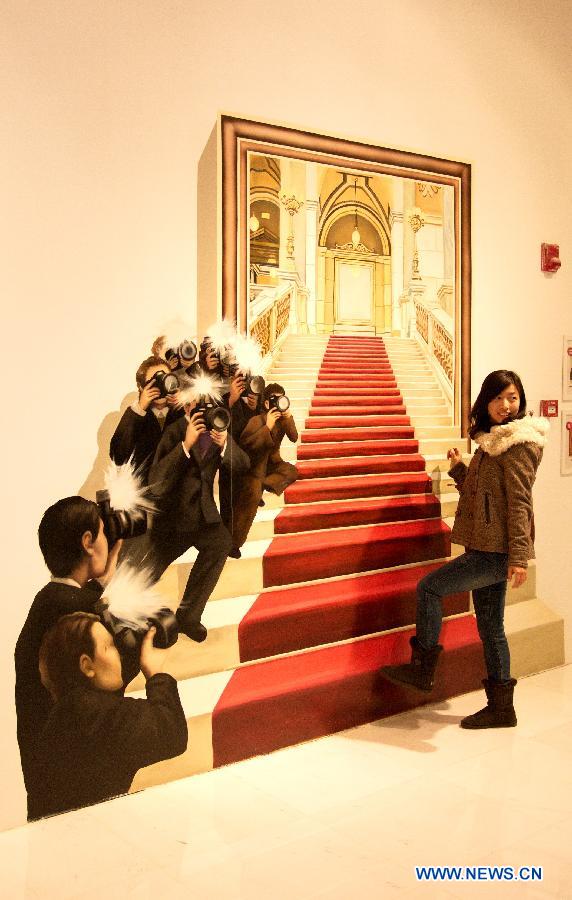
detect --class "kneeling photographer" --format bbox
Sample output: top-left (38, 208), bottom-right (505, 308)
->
top-left (223, 382), bottom-right (298, 559)
top-left (34, 611), bottom-right (188, 818)
top-left (144, 373), bottom-right (250, 643)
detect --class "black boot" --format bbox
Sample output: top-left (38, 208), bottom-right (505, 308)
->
top-left (176, 610), bottom-right (207, 643)
top-left (380, 637), bottom-right (443, 693)
top-left (461, 678), bottom-right (517, 729)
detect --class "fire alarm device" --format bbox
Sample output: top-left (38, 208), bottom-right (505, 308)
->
top-left (541, 243), bottom-right (561, 273)
top-left (540, 400), bottom-right (558, 417)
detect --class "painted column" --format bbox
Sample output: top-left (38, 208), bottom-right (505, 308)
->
top-left (304, 162), bottom-right (319, 335)
top-left (390, 208), bottom-right (404, 335)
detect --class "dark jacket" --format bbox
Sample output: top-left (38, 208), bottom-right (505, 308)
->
top-left (148, 417), bottom-right (250, 534)
top-left (33, 673), bottom-right (187, 818)
top-left (449, 417), bottom-right (548, 568)
top-left (225, 394), bottom-right (261, 441)
top-left (110, 406), bottom-right (181, 484)
top-left (15, 581), bottom-right (103, 816)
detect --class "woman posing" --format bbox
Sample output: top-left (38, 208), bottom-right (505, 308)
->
top-left (382, 370), bottom-right (549, 728)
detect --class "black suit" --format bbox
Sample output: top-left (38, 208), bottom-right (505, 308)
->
top-left (14, 580), bottom-right (137, 819)
top-left (33, 674), bottom-right (187, 819)
top-left (145, 418), bottom-right (250, 624)
top-left (110, 406), bottom-right (182, 484)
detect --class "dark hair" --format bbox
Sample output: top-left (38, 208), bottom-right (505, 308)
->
top-left (468, 370), bottom-right (527, 439)
top-left (135, 355), bottom-right (168, 390)
top-left (38, 497), bottom-right (101, 577)
top-left (39, 612), bottom-right (99, 701)
top-left (263, 382), bottom-right (285, 402)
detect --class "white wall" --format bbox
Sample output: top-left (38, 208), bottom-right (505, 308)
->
top-left (2, 0), bottom-right (571, 830)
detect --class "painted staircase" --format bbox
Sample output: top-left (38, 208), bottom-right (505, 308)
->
top-left (128, 334), bottom-right (564, 792)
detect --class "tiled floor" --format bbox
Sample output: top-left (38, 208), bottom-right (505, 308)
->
top-left (3, 666), bottom-right (572, 898)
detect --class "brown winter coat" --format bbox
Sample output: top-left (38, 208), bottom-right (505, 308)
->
top-left (449, 417), bottom-right (549, 569)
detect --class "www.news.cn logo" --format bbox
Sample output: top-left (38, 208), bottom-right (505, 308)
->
top-left (415, 866), bottom-right (543, 882)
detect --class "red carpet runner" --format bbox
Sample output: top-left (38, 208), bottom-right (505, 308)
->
top-left (212, 335), bottom-right (478, 767)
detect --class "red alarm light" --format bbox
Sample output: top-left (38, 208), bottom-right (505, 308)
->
top-left (541, 243), bottom-right (561, 273)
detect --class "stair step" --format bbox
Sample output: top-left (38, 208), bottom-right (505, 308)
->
top-left (305, 414), bottom-right (411, 429)
top-left (309, 405), bottom-right (407, 417)
top-left (297, 439), bottom-right (419, 460)
top-left (211, 615), bottom-right (484, 768)
top-left (311, 395), bottom-right (403, 407)
top-left (239, 561), bottom-right (469, 662)
top-left (285, 470), bottom-right (432, 503)
top-left (313, 388), bottom-right (402, 398)
top-left (263, 518), bottom-right (451, 587)
top-left (296, 452), bottom-right (426, 480)
top-left (274, 493), bottom-right (441, 534)
top-left (317, 374), bottom-right (396, 383)
top-left (301, 425), bottom-right (415, 443)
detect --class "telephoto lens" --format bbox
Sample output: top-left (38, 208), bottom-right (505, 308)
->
top-left (96, 489), bottom-right (148, 547)
top-left (269, 393), bottom-right (290, 412)
top-left (178, 339), bottom-right (197, 363)
top-left (151, 370), bottom-right (179, 397)
top-left (95, 602), bottom-right (179, 652)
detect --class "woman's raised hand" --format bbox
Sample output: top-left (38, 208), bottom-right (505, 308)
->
top-left (447, 447), bottom-right (463, 467)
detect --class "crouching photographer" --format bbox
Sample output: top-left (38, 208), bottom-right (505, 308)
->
top-left (33, 611), bottom-right (188, 818)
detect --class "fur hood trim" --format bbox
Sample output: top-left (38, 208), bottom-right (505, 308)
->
top-left (475, 416), bottom-right (550, 456)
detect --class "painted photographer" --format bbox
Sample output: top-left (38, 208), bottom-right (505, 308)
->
top-left (144, 374), bottom-right (250, 642)
top-left (34, 612), bottom-right (187, 818)
top-left (110, 355), bottom-right (182, 485)
top-left (223, 381), bottom-right (298, 559)
top-left (15, 497), bottom-right (127, 819)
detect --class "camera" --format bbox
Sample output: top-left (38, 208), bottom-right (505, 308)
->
top-left (96, 489), bottom-right (148, 547)
top-left (242, 374), bottom-right (265, 397)
top-left (149, 370), bottom-right (179, 397)
top-left (195, 398), bottom-right (231, 433)
top-left (268, 393), bottom-right (290, 413)
top-left (165, 339), bottom-right (197, 366)
top-left (94, 600), bottom-right (179, 652)
top-left (201, 340), bottom-right (235, 372)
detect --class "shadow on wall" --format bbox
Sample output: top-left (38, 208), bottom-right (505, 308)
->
top-left (77, 391), bottom-right (137, 499)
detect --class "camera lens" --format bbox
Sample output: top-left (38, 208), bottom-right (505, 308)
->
top-left (179, 339), bottom-right (197, 362)
top-left (249, 375), bottom-right (265, 395)
top-left (162, 373), bottom-right (179, 395)
top-left (208, 407), bottom-right (231, 433)
top-left (275, 394), bottom-right (290, 412)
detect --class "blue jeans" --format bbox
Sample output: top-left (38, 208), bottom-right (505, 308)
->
top-left (416, 550), bottom-right (511, 682)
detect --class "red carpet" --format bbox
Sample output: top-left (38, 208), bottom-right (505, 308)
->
top-left (313, 387), bottom-right (401, 396)
top-left (285, 471), bottom-right (433, 503)
top-left (210, 335), bottom-right (472, 771)
top-left (317, 373), bottom-right (397, 382)
top-left (301, 425), bottom-right (415, 442)
top-left (274, 494), bottom-right (440, 533)
top-left (239, 562), bottom-right (469, 661)
top-left (311, 395), bottom-right (404, 407)
top-left (263, 519), bottom-right (451, 587)
top-left (296, 453), bottom-right (426, 479)
top-left (297, 439), bottom-right (418, 460)
top-left (305, 415), bottom-right (410, 428)
top-left (213, 615), bottom-right (484, 767)
top-left (309, 405), bottom-right (407, 417)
